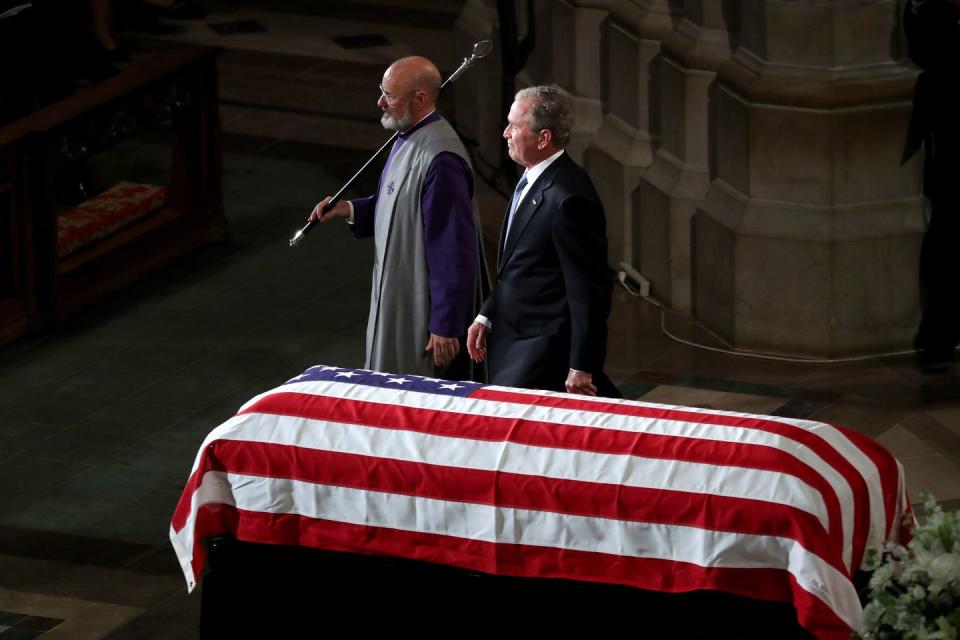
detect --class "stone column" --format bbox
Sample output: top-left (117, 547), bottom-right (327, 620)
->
top-left (578, 0), bottom-right (677, 272)
top-left (584, 18), bottom-right (661, 269)
top-left (693, 0), bottom-right (922, 356)
top-left (632, 57), bottom-right (714, 312)
top-left (531, 0), bottom-right (606, 159)
top-left (454, 0), bottom-right (501, 173)
top-left (617, 0), bottom-right (730, 312)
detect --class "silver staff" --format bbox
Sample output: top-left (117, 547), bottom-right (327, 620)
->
top-left (289, 40), bottom-right (494, 247)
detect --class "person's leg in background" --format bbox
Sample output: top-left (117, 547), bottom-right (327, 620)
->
top-left (917, 118), bottom-right (960, 372)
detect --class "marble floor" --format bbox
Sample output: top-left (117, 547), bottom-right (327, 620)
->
top-left (0, 1), bottom-right (958, 637)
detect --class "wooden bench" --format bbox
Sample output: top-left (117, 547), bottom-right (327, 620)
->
top-left (0, 45), bottom-right (227, 344)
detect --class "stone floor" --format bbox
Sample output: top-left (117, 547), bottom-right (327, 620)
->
top-left (0, 2), bottom-right (958, 637)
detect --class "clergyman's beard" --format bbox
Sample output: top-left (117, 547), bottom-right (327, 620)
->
top-left (381, 103), bottom-right (413, 132)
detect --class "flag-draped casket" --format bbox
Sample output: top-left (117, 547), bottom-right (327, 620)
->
top-left (170, 365), bottom-right (911, 639)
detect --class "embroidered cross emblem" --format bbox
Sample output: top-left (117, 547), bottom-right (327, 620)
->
top-left (386, 181), bottom-right (395, 195)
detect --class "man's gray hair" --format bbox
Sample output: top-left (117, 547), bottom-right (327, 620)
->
top-left (515, 85), bottom-right (575, 148)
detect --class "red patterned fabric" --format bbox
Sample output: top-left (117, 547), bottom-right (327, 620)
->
top-left (57, 182), bottom-right (167, 258)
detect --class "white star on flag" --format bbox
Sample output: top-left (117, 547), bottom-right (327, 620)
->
top-left (386, 378), bottom-right (409, 385)
top-left (438, 383), bottom-right (463, 391)
top-left (320, 366), bottom-right (341, 371)
top-left (335, 371), bottom-right (359, 378)
top-left (370, 372), bottom-right (393, 377)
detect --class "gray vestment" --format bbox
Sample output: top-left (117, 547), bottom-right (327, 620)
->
top-left (365, 118), bottom-right (484, 376)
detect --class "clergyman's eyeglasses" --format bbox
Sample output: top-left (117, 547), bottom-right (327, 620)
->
top-left (378, 85), bottom-right (417, 103)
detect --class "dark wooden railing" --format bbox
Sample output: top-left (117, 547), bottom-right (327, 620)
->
top-left (0, 45), bottom-right (228, 345)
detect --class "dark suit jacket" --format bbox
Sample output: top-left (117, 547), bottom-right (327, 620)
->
top-left (481, 152), bottom-right (614, 393)
top-left (901, 0), bottom-right (960, 171)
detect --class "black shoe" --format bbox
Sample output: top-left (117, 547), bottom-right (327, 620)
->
top-left (920, 353), bottom-right (953, 374)
top-left (915, 335), bottom-right (955, 374)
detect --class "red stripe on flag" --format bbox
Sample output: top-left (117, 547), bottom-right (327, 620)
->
top-left (828, 420), bottom-right (904, 539)
top-left (547, 391), bottom-right (910, 547)
top-left (471, 387), bottom-right (875, 568)
top-left (171, 446), bottom-right (229, 532)
top-left (197, 439), bottom-right (844, 570)
top-left (239, 391), bottom-right (848, 565)
top-left (189, 504), bottom-right (854, 640)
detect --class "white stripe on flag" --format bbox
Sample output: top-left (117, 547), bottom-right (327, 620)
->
top-left (188, 469), bottom-right (864, 633)
top-left (202, 411), bottom-right (833, 536)
top-left (492, 383), bottom-right (892, 567)
top-left (264, 380), bottom-right (866, 568)
top-left (170, 470), bottom-right (236, 591)
top-left (777, 415), bottom-right (893, 561)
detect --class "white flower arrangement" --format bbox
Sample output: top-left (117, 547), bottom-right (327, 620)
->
top-left (859, 495), bottom-right (960, 640)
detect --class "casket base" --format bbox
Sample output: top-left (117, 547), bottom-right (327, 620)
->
top-left (200, 536), bottom-right (814, 638)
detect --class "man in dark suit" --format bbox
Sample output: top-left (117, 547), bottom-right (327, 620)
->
top-left (903, 0), bottom-right (960, 372)
top-left (466, 85), bottom-right (617, 396)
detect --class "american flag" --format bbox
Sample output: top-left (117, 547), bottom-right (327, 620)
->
top-left (170, 365), bottom-right (911, 639)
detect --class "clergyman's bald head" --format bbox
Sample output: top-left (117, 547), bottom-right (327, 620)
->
top-left (383, 56), bottom-right (441, 103)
